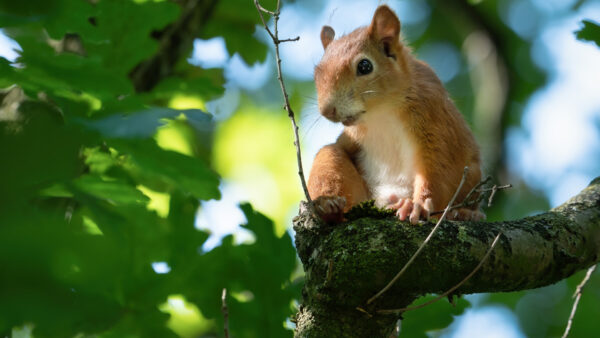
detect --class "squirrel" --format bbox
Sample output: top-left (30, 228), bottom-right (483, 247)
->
top-left (307, 5), bottom-right (484, 224)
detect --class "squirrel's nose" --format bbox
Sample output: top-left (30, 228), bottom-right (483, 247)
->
top-left (322, 106), bottom-right (337, 120)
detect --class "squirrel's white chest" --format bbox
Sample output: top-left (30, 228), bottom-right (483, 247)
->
top-left (355, 110), bottom-right (416, 207)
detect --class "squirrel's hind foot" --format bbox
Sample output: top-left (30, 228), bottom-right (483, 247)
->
top-left (314, 195), bottom-right (346, 224)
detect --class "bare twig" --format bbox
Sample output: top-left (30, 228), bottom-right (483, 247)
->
top-left (256, 3), bottom-right (275, 15)
top-left (561, 264), bottom-right (597, 338)
top-left (377, 232), bottom-right (502, 315)
top-left (464, 175), bottom-right (492, 205)
top-left (430, 176), bottom-right (511, 216)
top-left (253, 0), bottom-right (314, 213)
top-left (278, 37), bottom-right (301, 43)
top-left (366, 167), bottom-right (470, 305)
top-left (222, 288), bottom-right (230, 338)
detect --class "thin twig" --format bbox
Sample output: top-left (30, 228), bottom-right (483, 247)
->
top-left (253, 0), bottom-right (314, 213)
top-left (430, 177), bottom-right (511, 216)
top-left (487, 184), bottom-right (498, 207)
top-left (355, 306), bottom-right (373, 318)
top-left (278, 37), bottom-right (300, 43)
top-left (256, 3), bottom-right (276, 15)
top-left (222, 288), bottom-right (230, 338)
top-left (561, 264), bottom-right (597, 338)
top-left (464, 175), bottom-right (492, 205)
top-left (254, 1), bottom-right (275, 40)
top-left (366, 167), bottom-right (470, 305)
top-left (377, 231), bottom-right (502, 315)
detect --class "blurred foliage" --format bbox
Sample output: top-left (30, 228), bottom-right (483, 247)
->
top-left (0, 0), bottom-right (295, 337)
top-left (213, 102), bottom-right (302, 234)
top-left (1, 0), bottom-right (599, 337)
top-left (576, 19), bottom-right (600, 47)
top-left (399, 296), bottom-right (470, 338)
top-left (475, 14), bottom-right (600, 338)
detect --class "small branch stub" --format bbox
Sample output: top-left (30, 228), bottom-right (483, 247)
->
top-left (222, 288), bottom-right (229, 338)
top-left (561, 264), bottom-right (597, 338)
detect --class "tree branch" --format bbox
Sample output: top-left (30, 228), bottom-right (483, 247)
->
top-left (367, 167), bottom-right (470, 305)
top-left (129, 0), bottom-right (219, 92)
top-left (293, 177), bottom-right (600, 337)
top-left (376, 231), bottom-right (502, 315)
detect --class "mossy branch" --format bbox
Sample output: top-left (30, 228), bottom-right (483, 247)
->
top-left (293, 177), bottom-right (600, 337)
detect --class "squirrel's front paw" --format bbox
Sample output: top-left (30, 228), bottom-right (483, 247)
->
top-left (314, 195), bottom-right (346, 223)
top-left (387, 197), bottom-right (433, 225)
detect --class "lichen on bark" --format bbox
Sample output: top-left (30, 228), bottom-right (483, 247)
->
top-left (293, 178), bottom-right (600, 337)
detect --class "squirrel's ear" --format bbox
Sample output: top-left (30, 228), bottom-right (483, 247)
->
top-left (321, 26), bottom-right (335, 49)
top-left (369, 6), bottom-right (401, 56)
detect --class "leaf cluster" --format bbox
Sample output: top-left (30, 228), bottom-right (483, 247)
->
top-left (0, 0), bottom-right (295, 337)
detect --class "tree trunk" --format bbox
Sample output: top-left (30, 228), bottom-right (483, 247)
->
top-left (293, 177), bottom-right (600, 337)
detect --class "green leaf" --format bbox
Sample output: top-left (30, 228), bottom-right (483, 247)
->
top-left (72, 174), bottom-right (150, 206)
top-left (239, 203), bottom-right (297, 283)
top-left (84, 147), bottom-right (118, 175)
top-left (88, 0), bottom-right (180, 74)
top-left (203, 0), bottom-right (277, 64)
top-left (0, 209), bottom-right (125, 337)
top-left (483, 290), bottom-right (527, 309)
top-left (0, 99), bottom-right (88, 205)
top-left (399, 296), bottom-right (470, 337)
top-left (81, 108), bottom-right (213, 139)
top-left (109, 138), bottom-right (221, 201)
top-left (3, 0), bottom-right (180, 105)
top-left (166, 193), bottom-right (208, 268)
top-left (13, 35), bottom-right (133, 101)
top-left (151, 75), bottom-right (225, 102)
top-left (180, 204), bottom-right (297, 337)
top-left (576, 20), bottom-right (600, 48)
top-left (0, 57), bottom-right (15, 87)
top-left (43, 0), bottom-right (98, 41)
top-left (0, 0), bottom-right (61, 27)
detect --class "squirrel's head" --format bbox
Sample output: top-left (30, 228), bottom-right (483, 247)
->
top-left (314, 5), bottom-right (410, 126)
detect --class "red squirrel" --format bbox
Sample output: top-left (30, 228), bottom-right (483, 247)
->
top-left (307, 5), bottom-right (484, 224)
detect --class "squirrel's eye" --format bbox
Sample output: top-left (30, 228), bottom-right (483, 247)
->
top-left (357, 59), bottom-right (373, 76)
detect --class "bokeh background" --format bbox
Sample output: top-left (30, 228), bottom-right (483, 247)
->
top-left (1, 0), bottom-right (599, 337)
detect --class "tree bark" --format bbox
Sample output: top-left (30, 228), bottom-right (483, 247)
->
top-left (293, 177), bottom-right (600, 337)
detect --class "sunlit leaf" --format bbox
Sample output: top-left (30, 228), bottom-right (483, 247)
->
top-left (110, 138), bottom-right (221, 201)
top-left (72, 174), bottom-right (150, 205)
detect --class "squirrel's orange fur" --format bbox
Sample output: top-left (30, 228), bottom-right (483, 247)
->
top-left (308, 6), bottom-right (483, 224)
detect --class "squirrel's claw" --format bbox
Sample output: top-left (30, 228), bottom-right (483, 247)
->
top-left (388, 197), bottom-right (434, 224)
